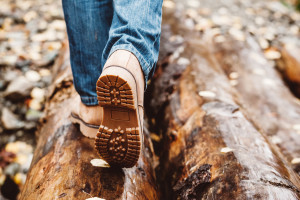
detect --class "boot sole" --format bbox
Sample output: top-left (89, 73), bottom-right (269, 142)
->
top-left (95, 74), bottom-right (140, 168)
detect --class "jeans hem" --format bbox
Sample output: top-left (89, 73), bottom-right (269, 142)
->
top-left (80, 96), bottom-right (98, 106)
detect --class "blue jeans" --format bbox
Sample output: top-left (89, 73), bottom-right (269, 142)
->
top-left (62, 0), bottom-right (163, 105)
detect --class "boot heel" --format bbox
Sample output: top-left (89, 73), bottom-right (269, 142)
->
top-left (96, 75), bottom-right (134, 110)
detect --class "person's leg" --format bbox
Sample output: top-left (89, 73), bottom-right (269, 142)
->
top-left (95, 0), bottom-right (163, 168)
top-left (62, 0), bottom-right (113, 138)
top-left (62, 0), bottom-right (113, 106)
top-left (102, 0), bottom-right (163, 84)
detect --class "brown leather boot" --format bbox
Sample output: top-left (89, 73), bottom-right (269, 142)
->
top-left (71, 95), bottom-right (103, 138)
top-left (95, 50), bottom-right (144, 168)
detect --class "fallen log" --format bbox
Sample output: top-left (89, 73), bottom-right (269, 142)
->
top-left (151, 14), bottom-right (300, 200)
top-left (214, 37), bottom-right (300, 175)
top-left (19, 44), bottom-right (159, 200)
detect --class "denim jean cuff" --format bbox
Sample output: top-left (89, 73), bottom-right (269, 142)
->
top-left (80, 96), bottom-right (98, 106)
top-left (107, 44), bottom-right (151, 90)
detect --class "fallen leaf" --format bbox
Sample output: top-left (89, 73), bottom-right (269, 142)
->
top-left (291, 158), bottom-right (300, 164)
top-left (264, 49), bottom-right (281, 60)
top-left (293, 124), bottom-right (300, 131)
top-left (198, 91), bottom-right (216, 98)
top-left (90, 159), bottom-right (110, 168)
top-left (221, 147), bottom-right (234, 153)
top-left (229, 72), bottom-right (239, 79)
top-left (177, 57), bottom-right (190, 66)
top-left (271, 136), bottom-right (282, 144)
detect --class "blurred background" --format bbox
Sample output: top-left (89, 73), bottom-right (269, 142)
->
top-left (0, 0), bottom-right (299, 199)
top-left (0, 0), bottom-right (65, 199)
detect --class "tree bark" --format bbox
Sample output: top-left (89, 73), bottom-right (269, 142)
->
top-left (19, 44), bottom-right (159, 200)
top-left (214, 37), bottom-right (300, 175)
top-left (150, 11), bottom-right (300, 200)
top-left (19, 4), bottom-right (300, 200)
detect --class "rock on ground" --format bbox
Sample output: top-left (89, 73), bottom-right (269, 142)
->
top-left (4, 76), bottom-right (33, 101)
top-left (1, 108), bottom-right (25, 130)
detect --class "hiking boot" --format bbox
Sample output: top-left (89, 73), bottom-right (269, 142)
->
top-left (95, 50), bottom-right (144, 168)
top-left (71, 95), bottom-right (103, 138)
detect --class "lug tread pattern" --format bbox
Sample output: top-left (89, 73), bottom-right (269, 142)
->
top-left (96, 75), bottom-right (134, 109)
top-left (95, 126), bottom-right (140, 168)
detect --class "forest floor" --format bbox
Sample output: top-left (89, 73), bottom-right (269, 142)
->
top-left (0, 0), bottom-right (299, 199)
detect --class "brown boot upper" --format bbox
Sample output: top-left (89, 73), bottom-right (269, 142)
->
top-left (71, 95), bottom-right (103, 126)
top-left (103, 50), bottom-right (145, 107)
top-left (103, 50), bottom-right (145, 129)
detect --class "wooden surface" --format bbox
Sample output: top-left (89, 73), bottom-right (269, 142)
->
top-left (19, 45), bottom-right (159, 200)
top-left (19, 4), bottom-right (300, 200)
top-left (214, 37), bottom-right (300, 175)
top-left (148, 9), bottom-right (300, 200)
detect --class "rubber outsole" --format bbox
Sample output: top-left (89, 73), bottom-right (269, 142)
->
top-left (97, 75), bottom-right (135, 109)
top-left (95, 74), bottom-right (141, 168)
